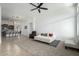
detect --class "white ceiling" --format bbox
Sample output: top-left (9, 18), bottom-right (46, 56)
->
top-left (0, 3), bottom-right (75, 21)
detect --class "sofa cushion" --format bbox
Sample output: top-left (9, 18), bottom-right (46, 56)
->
top-left (41, 33), bottom-right (47, 36)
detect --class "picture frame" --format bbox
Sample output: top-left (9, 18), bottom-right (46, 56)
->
top-left (25, 26), bottom-right (27, 29)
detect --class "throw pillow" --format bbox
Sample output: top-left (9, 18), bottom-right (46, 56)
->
top-left (49, 33), bottom-right (53, 37)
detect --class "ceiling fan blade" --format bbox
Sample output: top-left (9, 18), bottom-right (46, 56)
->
top-left (40, 7), bottom-right (48, 10)
top-left (37, 3), bottom-right (43, 8)
top-left (31, 8), bottom-right (38, 11)
top-left (30, 3), bottom-right (48, 13)
top-left (30, 3), bottom-right (37, 7)
top-left (38, 9), bottom-right (41, 13)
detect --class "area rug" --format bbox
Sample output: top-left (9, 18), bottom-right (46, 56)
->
top-left (50, 40), bottom-right (60, 47)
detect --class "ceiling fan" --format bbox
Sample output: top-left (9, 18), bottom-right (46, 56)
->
top-left (30, 3), bottom-right (48, 13)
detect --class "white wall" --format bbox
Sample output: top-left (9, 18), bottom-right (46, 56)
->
top-left (34, 4), bottom-right (76, 41)
top-left (35, 5), bottom-right (79, 41)
top-left (77, 13), bottom-right (79, 40)
top-left (0, 6), bottom-right (1, 44)
top-left (21, 21), bottom-right (31, 37)
top-left (35, 15), bottom-right (74, 41)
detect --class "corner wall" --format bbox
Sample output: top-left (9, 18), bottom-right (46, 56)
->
top-left (0, 6), bottom-right (1, 44)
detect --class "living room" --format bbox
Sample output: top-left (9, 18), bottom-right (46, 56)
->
top-left (0, 3), bottom-right (79, 56)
